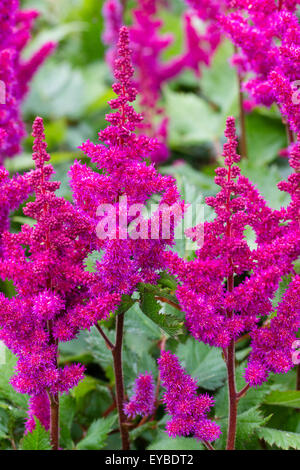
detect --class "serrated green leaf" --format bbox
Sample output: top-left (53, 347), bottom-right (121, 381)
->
top-left (257, 427), bottom-right (300, 450)
top-left (21, 419), bottom-right (51, 450)
top-left (76, 415), bottom-right (117, 450)
top-left (272, 275), bottom-right (292, 310)
top-left (139, 289), bottom-right (183, 338)
top-left (216, 406), bottom-right (271, 450)
top-left (85, 327), bottom-right (114, 369)
top-left (176, 338), bottom-right (227, 390)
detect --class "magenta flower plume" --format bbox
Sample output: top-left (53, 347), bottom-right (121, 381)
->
top-left (158, 351), bottom-right (221, 442)
top-left (219, 1), bottom-right (300, 134)
top-left (0, 0), bottom-right (55, 162)
top-left (245, 274), bottom-right (300, 386)
top-left (0, 117), bottom-right (93, 430)
top-left (124, 372), bottom-right (155, 418)
top-left (243, 136), bottom-right (300, 385)
top-left (102, 1), bottom-right (223, 163)
top-left (69, 27), bottom-right (183, 330)
top-left (102, 0), bottom-right (123, 70)
top-left (183, 0), bottom-right (226, 75)
top-left (165, 116), bottom-right (300, 385)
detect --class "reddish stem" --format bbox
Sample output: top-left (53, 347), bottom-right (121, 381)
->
top-left (155, 296), bottom-right (181, 311)
top-left (226, 313), bottom-right (238, 449)
top-left (236, 383), bottom-right (250, 401)
top-left (225, 158), bottom-right (238, 450)
top-left (286, 123), bottom-right (295, 145)
top-left (49, 393), bottom-right (59, 450)
top-left (278, 0), bottom-right (283, 10)
top-left (95, 323), bottom-right (115, 351)
top-left (112, 313), bottom-right (130, 450)
top-left (204, 440), bottom-right (215, 451)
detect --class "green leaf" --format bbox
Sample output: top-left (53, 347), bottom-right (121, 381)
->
top-left (245, 112), bottom-right (286, 166)
top-left (23, 22), bottom-right (87, 59)
top-left (235, 407), bottom-right (271, 449)
top-left (240, 162), bottom-right (290, 210)
top-left (117, 295), bottom-right (136, 315)
top-left (72, 376), bottom-right (99, 402)
top-left (166, 89), bottom-right (221, 147)
top-left (125, 302), bottom-right (162, 341)
top-left (264, 390), bottom-right (300, 408)
top-left (85, 327), bottom-right (114, 369)
top-left (176, 338), bottom-right (227, 390)
top-left (147, 431), bottom-right (204, 450)
top-left (76, 415), bottom-right (117, 450)
top-left (272, 275), bottom-right (292, 310)
top-left (257, 427), bottom-right (300, 450)
top-left (20, 419), bottom-right (51, 450)
top-left (216, 406), bottom-right (270, 450)
top-left (59, 330), bottom-right (92, 364)
top-left (158, 272), bottom-right (178, 291)
top-left (201, 40), bottom-right (238, 117)
top-left (139, 286), bottom-right (183, 338)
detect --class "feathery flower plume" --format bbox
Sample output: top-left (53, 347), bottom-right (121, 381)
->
top-left (102, 0), bottom-right (123, 70)
top-left (245, 136), bottom-right (300, 385)
top-left (165, 117), bottom-right (300, 385)
top-left (0, 117), bottom-right (92, 430)
top-left (158, 350), bottom-right (221, 442)
top-left (124, 372), bottom-right (155, 418)
top-left (102, 1), bottom-right (223, 163)
top-left (0, 0), bottom-right (55, 163)
top-left (219, 1), bottom-right (300, 133)
top-left (69, 26), bottom-right (183, 331)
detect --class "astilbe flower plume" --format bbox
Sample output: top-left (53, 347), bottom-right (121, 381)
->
top-left (0, 117), bottom-right (93, 430)
top-left (158, 350), bottom-right (221, 442)
top-left (0, 1), bottom-right (55, 163)
top-left (69, 27), bottom-right (183, 331)
top-left (219, 0), bottom-right (300, 133)
top-left (165, 117), bottom-right (300, 386)
top-left (128, 0), bottom-right (225, 163)
top-left (245, 135), bottom-right (300, 384)
top-left (102, 0), bottom-right (123, 70)
top-left (124, 372), bottom-right (155, 418)
top-left (102, 1), bottom-right (224, 163)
